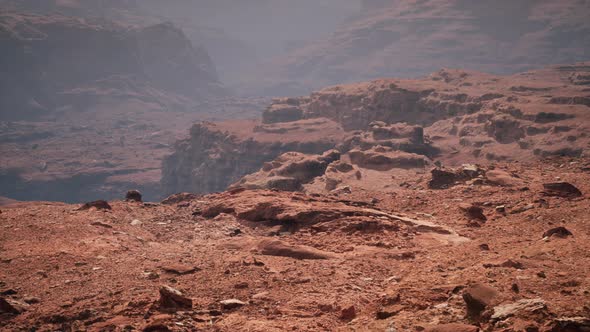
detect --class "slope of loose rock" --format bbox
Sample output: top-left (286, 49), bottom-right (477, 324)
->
top-left (1, 158), bottom-right (589, 331)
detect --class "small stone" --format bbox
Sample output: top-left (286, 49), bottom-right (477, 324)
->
top-left (160, 264), bottom-right (200, 275)
top-left (340, 305), bottom-right (356, 321)
top-left (90, 221), bottom-right (113, 228)
top-left (510, 203), bottom-right (535, 214)
top-left (542, 226), bottom-right (573, 238)
top-left (220, 299), bottom-right (246, 310)
top-left (125, 190), bottom-right (143, 202)
top-left (23, 297), bottom-right (40, 304)
top-left (234, 282), bottom-right (249, 289)
top-left (511, 283), bottom-right (520, 293)
top-left (495, 205), bottom-right (506, 213)
top-left (251, 292), bottom-right (269, 300)
top-left (131, 219), bottom-right (143, 226)
top-left (158, 285), bottom-right (192, 310)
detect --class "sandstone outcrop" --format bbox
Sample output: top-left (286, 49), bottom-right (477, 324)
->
top-left (164, 63), bottom-right (590, 195)
top-left (229, 150), bottom-right (341, 191)
top-left (161, 121), bottom-right (345, 195)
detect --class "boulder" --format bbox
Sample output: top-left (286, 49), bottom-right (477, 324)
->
top-left (543, 227), bottom-right (573, 238)
top-left (462, 283), bottom-right (498, 318)
top-left (0, 297), bottom-right (28, 315)
top-left (491, 298), bottom-right (547, 322)
top-left (257, 239), bottom-right (332, 260)
top-left (230, 150), bottom-right (340, 191)
top-left (459, 203), bottom-right (487, 221)
top-left (542, 182), bottom-right (583, 198)
top-left (125, 190), bottom-right (142, 202)
top-left (349, 147), bottom-right (429, 171)
top-left (158, 285), bottom-right (192, 311)
top-left (340, 305), bottom-right (356, 321)
top-left (429, 168), bottom-right (460, 189)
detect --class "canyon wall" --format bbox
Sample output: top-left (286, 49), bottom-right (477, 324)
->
top-left (0, 12), bottom-right (224, 120)
top-left (162, 63), bottom-right (590, 195)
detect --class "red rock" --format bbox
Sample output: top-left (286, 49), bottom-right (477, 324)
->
top-left (160, 264), bottom-right (200, 275)
top-left (462, 283), bottom-right (498, 318)
top-left (424, 323), bottom-right (479, 332)
top-left (158, 285), bottom-right (192, 311)
top-left (340, 305), bottom-right (356, 321)
top-left (542, 182), bottom-right (583, 198)
top-left (257, 239), bottom-right (331, 260)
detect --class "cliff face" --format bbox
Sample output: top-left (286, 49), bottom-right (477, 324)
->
top-left (161, 121), bottom-right (344, 195)
top-left (0, 13), bottom-right (224, 120)
top-left (267, 0), bottom-right (590, 94)
top-left (163, 63), bottom-right (590, 195)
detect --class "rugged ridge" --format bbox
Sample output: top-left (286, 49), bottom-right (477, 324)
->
top-left (162, 63), bottom-right (590, 195)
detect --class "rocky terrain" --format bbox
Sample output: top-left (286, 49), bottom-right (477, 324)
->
top-left (264, 0), bottom-right (590, 94)
top-left (162, 63), bottom-right (590, 196)
top-left (1, 157), bottom-right (589, 331)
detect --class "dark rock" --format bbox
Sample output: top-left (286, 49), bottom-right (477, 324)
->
top-left (548, 317), bottom-right (590, 332)
top-left (340, 305), bottom-right (356, 321)
top-left (483, 259), bottom-right (524, 269)
top-left (125, 190), bottom-right (143, 202)
top-left (143, 324), bottom-right (171, 332)
top-left (459, 203), bottom-right (487, 221)
top-left (77, 200), bottom-right (112, 211)
top-left (542, 182), bottom-right (583, 198)
top-left (543, 227), bottom-right (573, 238)
top-left (462, 283), bottom-right (498, 318)
top-left (428, 168), bottom-right (458, 189)
top-left (0, 297), bottom-right (28, 314)
top-left (424, 324), bottom-right (479, 332)
top-left (158, 285), bottom-right (192, 311)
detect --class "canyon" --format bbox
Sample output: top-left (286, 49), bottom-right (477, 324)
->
top-left (1, 2), bottom-right (590, 331)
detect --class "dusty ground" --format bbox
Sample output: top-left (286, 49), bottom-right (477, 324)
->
top-left (1, 157), bottom-right (589, 331)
